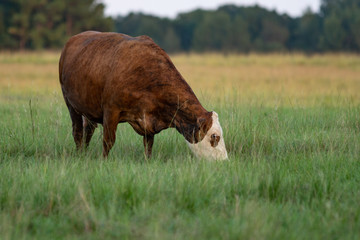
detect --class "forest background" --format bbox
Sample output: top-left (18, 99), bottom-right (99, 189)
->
top-left (1, 0), bottom-right (360, 53)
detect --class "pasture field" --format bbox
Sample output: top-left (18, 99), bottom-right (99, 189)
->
top-left (0, 52), bottom-right (360, 239)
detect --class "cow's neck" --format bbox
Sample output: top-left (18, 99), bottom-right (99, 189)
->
top-left (161, 72), bottom-right (211, 142)
top-left (169, 96), bottom-right (210, 142)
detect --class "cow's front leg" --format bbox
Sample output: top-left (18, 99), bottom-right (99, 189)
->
top-left (143, 135), bottom-right (154, 159)
top-left (102, 111), bottom-right (119, 158)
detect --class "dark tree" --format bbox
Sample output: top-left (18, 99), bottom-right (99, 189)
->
top-left (0, 0), bottom-right (113, 50)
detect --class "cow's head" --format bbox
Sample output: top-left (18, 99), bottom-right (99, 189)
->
top-left (186, 111), bottom-right (228, 160)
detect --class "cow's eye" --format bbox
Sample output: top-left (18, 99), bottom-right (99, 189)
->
top-left (210, 134), bottom-right (220, 147)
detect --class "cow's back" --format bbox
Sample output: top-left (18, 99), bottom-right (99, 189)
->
top-left (61, 32), bottom-right (165, 122)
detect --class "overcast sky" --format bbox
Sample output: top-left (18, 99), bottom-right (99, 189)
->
top-left (102, 0), bottom-right (321, 18)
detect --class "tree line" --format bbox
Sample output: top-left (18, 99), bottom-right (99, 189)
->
top-left (1, 0), bottom-right (360, 53)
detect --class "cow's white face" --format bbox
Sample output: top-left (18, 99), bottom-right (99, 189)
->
top-left (186, 111), bottom-right (228, 160)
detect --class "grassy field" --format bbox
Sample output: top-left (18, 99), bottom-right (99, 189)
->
top-left (0, 52), bottom-right (359, 239)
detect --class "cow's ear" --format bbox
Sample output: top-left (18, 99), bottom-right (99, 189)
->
top-left (197, 117), bottom-right (206, 128)
top-left (197, 113), bottom-right (212, 135)
top-left (196, 117), bottom-right (206, 136)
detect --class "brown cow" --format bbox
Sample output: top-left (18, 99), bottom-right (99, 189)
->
top-left (59, 31), bottom-right (228, 160)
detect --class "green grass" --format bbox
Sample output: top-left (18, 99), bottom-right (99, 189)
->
top-left (1, 53), bottom-right (360, 239)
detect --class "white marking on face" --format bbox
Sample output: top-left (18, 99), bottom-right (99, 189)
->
top-left (186, 111), bottom-right (228, 160)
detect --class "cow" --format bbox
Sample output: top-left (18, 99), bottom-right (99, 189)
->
top-left (59, 31), bottom-right (228, 160)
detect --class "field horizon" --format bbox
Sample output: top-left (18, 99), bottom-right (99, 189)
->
top-left (0, 52), bottom-right (359, 239)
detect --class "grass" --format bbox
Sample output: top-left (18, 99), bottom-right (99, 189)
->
top-left (0, 52), bottom-right (360, 239)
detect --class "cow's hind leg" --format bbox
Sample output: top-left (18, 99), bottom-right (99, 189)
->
top-left (143, 135), bottom-right (154, 159)
top-left (66, 104), bottom-right (83, 150)
top-left (102, 111), bottom-right (119, 157)
top-left (83, 117), bottom-right (98, 148)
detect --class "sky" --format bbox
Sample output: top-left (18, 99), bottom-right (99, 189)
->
top-left (102, 0), bottom-right (321, 18)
